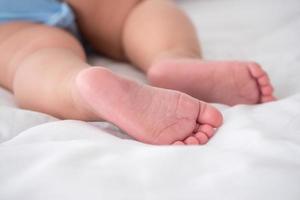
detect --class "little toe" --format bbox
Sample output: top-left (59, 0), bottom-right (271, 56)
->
top-left (261, 95), bottom-right (276, 103)
top-left (173, 141), bottom-right (185, 145)
top-left (198, 124), bottom-right (215, 138)
top-left (197, 102), bottom-right (223, 128)
top-left (184, 136), bottom-right (200, 145)
top-left (261, 85), bottom-right (274, 96)
top-left (195, 132), bottom-right (209, 144)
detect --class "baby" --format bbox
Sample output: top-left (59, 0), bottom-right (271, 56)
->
top-left (0, 0), bottom-right (275, 145)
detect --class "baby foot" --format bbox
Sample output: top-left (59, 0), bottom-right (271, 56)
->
top-left (148, 59), bottom-right (276, 106)
top-left (74, 67), bottom-right (223, 145)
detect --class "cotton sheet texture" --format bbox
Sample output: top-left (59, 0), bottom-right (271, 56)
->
top-left (1, 0), bottom-right (300, 199)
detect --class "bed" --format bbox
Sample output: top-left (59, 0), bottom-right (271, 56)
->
top-left (1, 0), bottom-right (300, 199)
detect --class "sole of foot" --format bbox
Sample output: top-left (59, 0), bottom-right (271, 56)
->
top-left (75, 67), bottom-right (223, 145)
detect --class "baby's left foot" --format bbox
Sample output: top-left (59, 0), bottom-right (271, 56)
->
top-left (148, 59), bottom-right (276, 106)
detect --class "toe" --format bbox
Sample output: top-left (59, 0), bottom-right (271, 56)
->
top-left (248, 63), bottom-right (266, 78)
top-left (261, 85), bottom-right (274, 96)
top-left (173, 141), bottom-right (185, 145)
top-left (195, 132), bottom-right (209, 144)
top-left (258, 76), bottom-right (270, 86)
top-left (247, 62), bottom-right (276, 104)
top-left (198, 124), bottom-right (215, 138)
top-left (261, 95), bottom-right (276, 103)
top-left (184, 136), bottom-right (200, 145)
top-left (197, 102), bottom-right (223, 128)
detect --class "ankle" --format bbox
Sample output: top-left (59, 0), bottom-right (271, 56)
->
top-left (146, 49), bottom-right (200, 87)
top-left (150, 47), bottom-right (202, 67)
top-left (147, 60), bottom-right (175, 88)
top-left (64, 67), bottom-right (98, 120)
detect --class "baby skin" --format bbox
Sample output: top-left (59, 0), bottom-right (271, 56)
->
top-left (149, 59), bottom-right (275, 105)
top-left (0, 0), bottom-right (274, 145)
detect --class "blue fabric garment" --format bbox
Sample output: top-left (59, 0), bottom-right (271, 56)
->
top-left (0, 0), bottom-right (77, 32)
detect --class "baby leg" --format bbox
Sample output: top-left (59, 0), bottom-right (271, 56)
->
top-left (79, 0), bottom-right (274, 105)
top-left (0, 22), bottom-right (94, 119)
top-left (68, 0), bottom-right (275, 105)
top-left (123, 0), bottom-right (275, 105)
top-left (67, 0), bottom-right (201, 67)
top-left (0, 22), bottom-right (223, 145)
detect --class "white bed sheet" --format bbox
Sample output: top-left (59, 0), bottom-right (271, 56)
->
top-left (1, 0), bottom-right (300, 199)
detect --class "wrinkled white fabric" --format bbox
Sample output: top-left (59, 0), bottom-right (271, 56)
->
top-left (1, 0), bottom-right (300, 199)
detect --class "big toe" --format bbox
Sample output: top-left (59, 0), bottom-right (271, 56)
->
top-left (197, 102), bottom-right (223, 128)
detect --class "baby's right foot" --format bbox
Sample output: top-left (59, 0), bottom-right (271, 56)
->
top-left (74, 67), bottom-right (223, 145)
